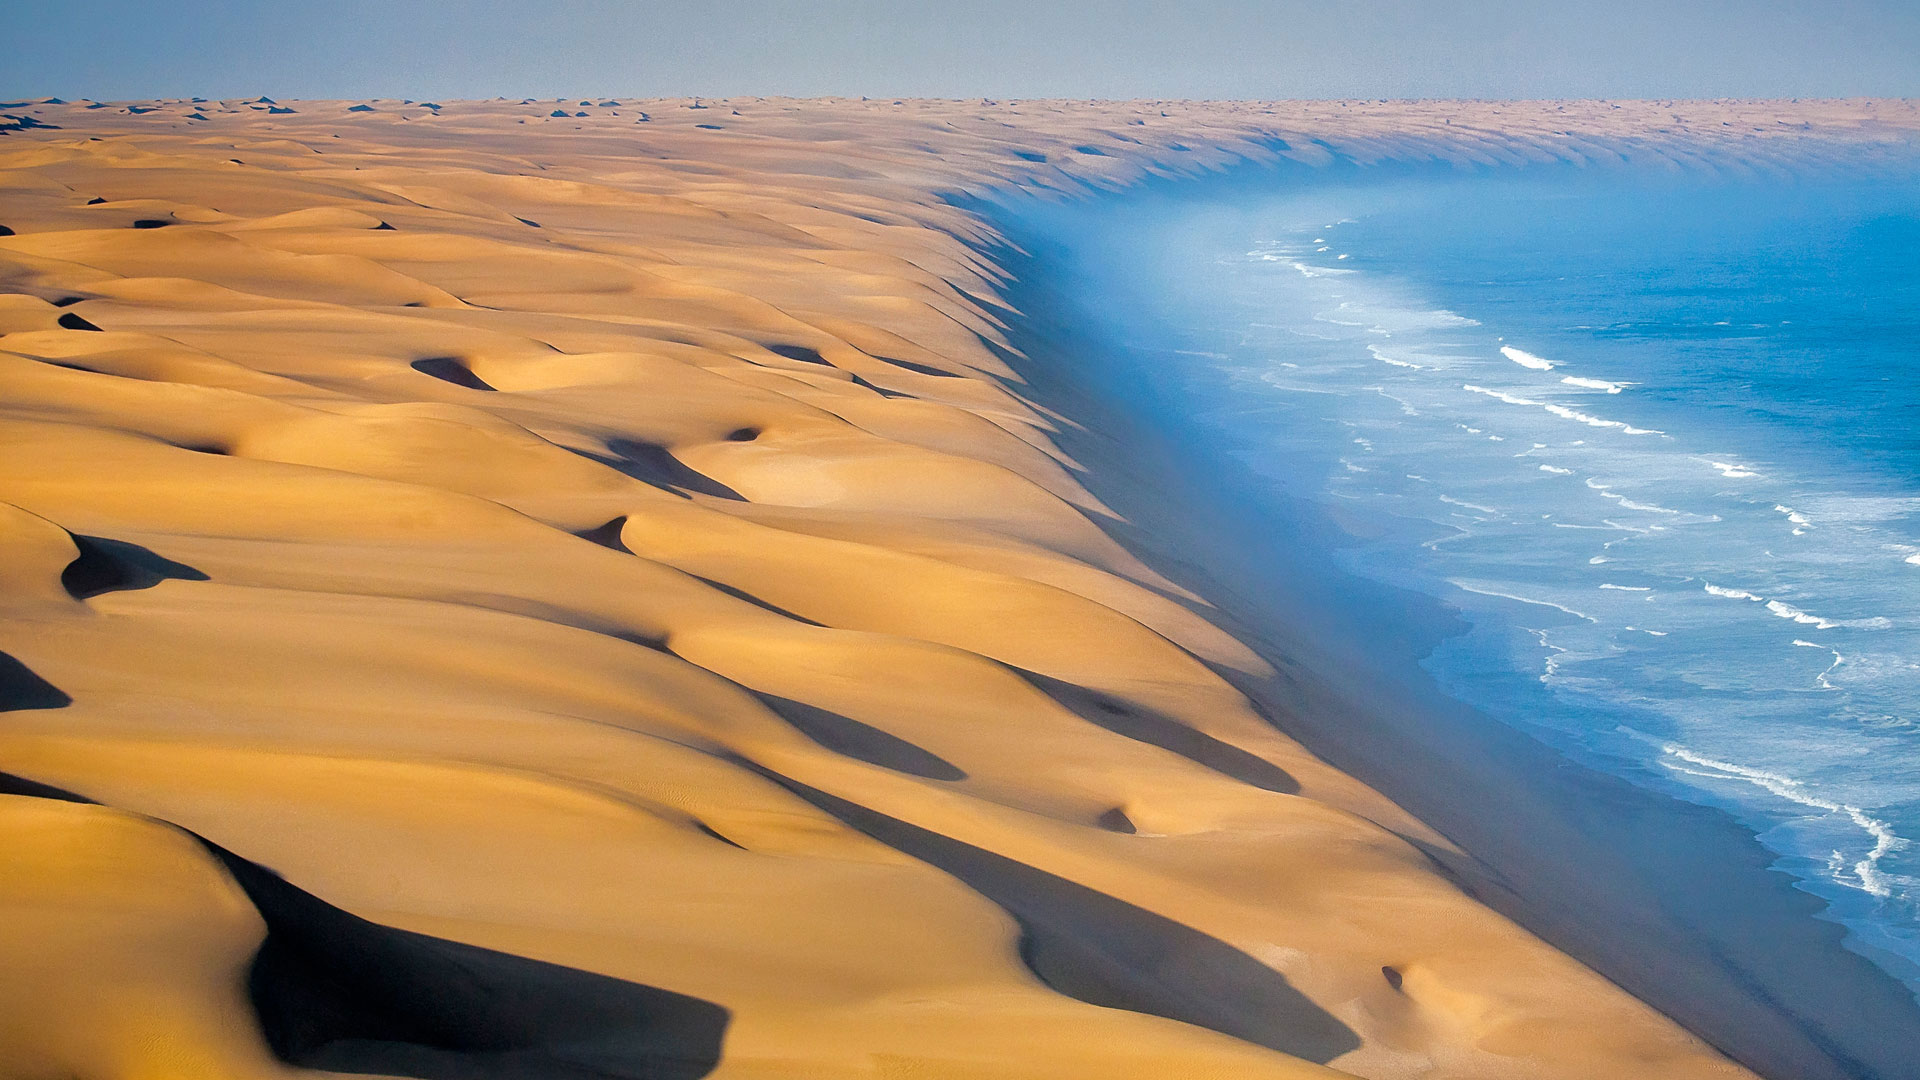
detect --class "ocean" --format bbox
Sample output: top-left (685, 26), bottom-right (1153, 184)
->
top-left (1008, 160), bottom-right (1920, 998)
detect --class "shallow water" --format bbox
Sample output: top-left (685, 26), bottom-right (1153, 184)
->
top-left (1016, 164), bottom-right (1920, 996)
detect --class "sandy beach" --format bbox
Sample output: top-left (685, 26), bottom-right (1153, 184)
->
top-left (3, 96), bottom-right (1918, 1079)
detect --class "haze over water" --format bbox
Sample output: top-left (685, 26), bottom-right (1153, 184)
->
top-left (1033, 163), bottom-right (1920, 995)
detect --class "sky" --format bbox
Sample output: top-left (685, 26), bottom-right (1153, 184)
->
top-left (7, 0), bottom-right (1919, 103)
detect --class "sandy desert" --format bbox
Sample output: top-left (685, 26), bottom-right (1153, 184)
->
top-left (3, 95), bottom-right (1919, 1079)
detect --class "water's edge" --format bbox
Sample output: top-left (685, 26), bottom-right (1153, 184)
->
top-left (965, 175), bottom-right (1920, 1080)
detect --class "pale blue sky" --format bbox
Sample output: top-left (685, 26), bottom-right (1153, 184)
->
top-left (8, 1), bottom-right (1918, 102)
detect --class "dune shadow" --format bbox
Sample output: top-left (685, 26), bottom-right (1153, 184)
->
top-left (0, 769), bottom-right (728, 1079)
top-left (746, 764), bottom-right (1357, 1063)
top-left (0, 652), bottom-right (70, 712)
top-left (578, 439), bottom-right (744, 501)
top-left (0, 769), bottom-right (92, 802)
top-left (411, 357), bottom-right (496, 391)
top-left (763, 344), bottom-right (832, 367)
top-left (62, 534), bottom-right (209, 600)
top-left (575, 516), bottom-right (633, 553)
top-left (1019, 670), bottom-right (1298, 795)
top-left (753, 693), bottom-right (966, 782)
top-left (876, 356), bottom-right (961, 378)
top-left (206, 844), bottom-right (730, 1080)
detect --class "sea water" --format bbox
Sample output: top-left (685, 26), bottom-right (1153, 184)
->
top-left (1016, 164), bottom-right (1920, 995)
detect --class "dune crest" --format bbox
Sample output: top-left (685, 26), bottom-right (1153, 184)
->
top-left (6, 97), bottom-right (1912, 1078)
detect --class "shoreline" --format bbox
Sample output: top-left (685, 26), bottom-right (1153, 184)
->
top-left (6, 98), bottom-right (1920, 1078)
top-left (976, 187), bottom-right (1920, 1079)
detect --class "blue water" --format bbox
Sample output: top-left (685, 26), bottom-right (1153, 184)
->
top-left (1017, 165), bottom-right (1920, 995)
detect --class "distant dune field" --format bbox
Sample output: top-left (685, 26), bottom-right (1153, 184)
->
top-left (2, 97), bottom-right (1915, 1080)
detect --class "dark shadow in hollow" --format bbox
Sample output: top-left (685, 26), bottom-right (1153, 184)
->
top-left (1018, 669), bottom-right (1299, 795)
top-left (752, 693), bottom-right (966, 782)
top-left (743, 763), bottom-right (1358, 1064)
top-left (575, 516), bottom-right (632, 553)
top-left (596, 439), bottom-right (743, 501)
top-left (849, 374), bottom-right (912, 399)
top-left (0, 770), bottom-right (730, 1079)
top-left (62, 534), bottom-right (209, 600)
top-left (763, 344), bottom-right (832, 367)
top-left (411, 357), bottom-right (495, 391)
top-left (877, 356), bottom-right (962, 378)
top-left (683, 576), bottom-right (824, 627)
top-left (58, 312), bottom-right (102, 331)
top-left (0, 770), bottom-right (93, 802)
top-left (208, 845), bottom-right (732, 1080)
top-left (0, 652), bottom-right (71, 712)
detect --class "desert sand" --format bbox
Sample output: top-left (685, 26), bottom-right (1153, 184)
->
top-left (2, 96), bottom-right (1917, 1080)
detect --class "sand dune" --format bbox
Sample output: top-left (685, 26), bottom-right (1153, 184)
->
top-left (4, 96), bottom-right (1914, 1079)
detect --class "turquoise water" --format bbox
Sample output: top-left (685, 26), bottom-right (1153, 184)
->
top-left (1014, 164), bottom-right (1920, 995)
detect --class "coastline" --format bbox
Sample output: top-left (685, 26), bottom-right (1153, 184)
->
top-left (3, 98), bottom-right (1919, 1078)
top-left (978, 193), bottom-right (1920, 1079)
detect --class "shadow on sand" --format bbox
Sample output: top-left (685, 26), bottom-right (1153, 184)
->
top-left (0, 767), bottom-right (730, 1080)
top-left (744, 761), bottom-right (1358, 1064)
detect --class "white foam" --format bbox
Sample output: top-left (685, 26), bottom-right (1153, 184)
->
top-left (1538, 464), bottom-right (1574, 475)
top-left (1601, 584), bottom-right (1652, 591)
top-left (1463, 384), bottom-right (1540, 406)
top-left (1585, 478), bottom-right (1682, 515)
top-left (1501, 345), bottom-right (1555, 370)
top-left (1762, 602), bottom-right (1890, 631)
top-left (1439, 494), bottom-right (1499, 515)
top-left (1767, 600), bottom-right (1839, 629)
top-left (1710, 461), bottom-right (1760, 479)
top-left (1367, 344), bottom-right (1425, 369)
top-left (1908, 553), bottom-right (1920, 566)
top-left (1704, 583), bottom-right (1764, 601)
top-left (1794, 640), bottom-right (1846, 690)
top-left (1542, 402), bottom-right (1665, 436)
top-left (1462, 385), bottom-right (1662, 435)
top-left (1638, 736), bottom-right (1908, 899)
top-left (1451, 581), bottom-right (1596, 622)
top-left (1562, 375), bottom-right (1630, 393)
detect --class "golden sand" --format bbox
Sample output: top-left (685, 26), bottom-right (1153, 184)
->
top-left (3, 96), bottom-right (1915, 1079)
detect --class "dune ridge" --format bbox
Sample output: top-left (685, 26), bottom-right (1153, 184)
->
top-left (3, 97), bottom-right (1916, 1079)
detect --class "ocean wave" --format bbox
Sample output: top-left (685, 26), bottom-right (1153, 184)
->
top-left (1600, 584), bottom-right (1652, 591)
top-left (1543, 402), bottom-right (1665, 435)
top-left (1702, 583), bottom-right (1889, 630)
top-left (1635, 734), bottom-right (1908, 900)
top-left (1710, 460), bottom-right (1761, 479)
top-left (1767, 600), bottom-right (1840, 629)
top-left (1764, 601), bottom-right (1891, 631)
top-left (1462, 384), bottom-right (1663, 435)
top-left (1463, 384), bottom-right (1540, 406)
top-left (1586, 478), bottom-right (1683, 515)
top-left (1562, 375), bottom-right (1630, 393)
top-left (1794, 640), bottom-right (1846, 690)
top-left (1451, 580), bottom-right (1596, 622)
top-left (1538, 464), bottom-right (1574, 475)
top-left (1501, 345), bottom-right (1555, 370)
